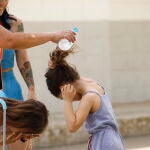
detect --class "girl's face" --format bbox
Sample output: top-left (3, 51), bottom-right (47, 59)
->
top-left (0, 0), bottom-right (8, 16)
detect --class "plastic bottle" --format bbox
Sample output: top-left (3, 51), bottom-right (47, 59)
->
top-left (58, 27), bottom-right (79, 51)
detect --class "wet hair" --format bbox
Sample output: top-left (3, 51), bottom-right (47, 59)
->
top-left (45, 47), bottom-right (80, 97)
top-left (0, 9), bottom-right (17, 30)
top-left (0, 98), bottom-right (49, 134)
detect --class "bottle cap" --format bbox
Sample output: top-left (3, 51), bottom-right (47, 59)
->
top-left (72, 27), bottom-right (79, 33)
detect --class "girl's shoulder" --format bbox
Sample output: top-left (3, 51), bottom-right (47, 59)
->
top-left (82, 91), bottom-right (102, 113)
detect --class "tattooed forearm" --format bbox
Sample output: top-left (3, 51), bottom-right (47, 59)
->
top-left (20, 61), bottom-right (34, 88)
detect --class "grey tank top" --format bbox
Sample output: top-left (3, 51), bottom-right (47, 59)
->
top-left (85, 91), bottom-right (118, 134)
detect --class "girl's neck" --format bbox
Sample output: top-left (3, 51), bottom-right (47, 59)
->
top-left (73, 77), bottom-right (95, 96)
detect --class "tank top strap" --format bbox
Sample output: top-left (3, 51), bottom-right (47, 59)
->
top-left (97, 83), bottom-right (105, 90)
top-left (83, 82), bottom-right (106, 97)
top-left (83, 91), bottom-right (102, 98)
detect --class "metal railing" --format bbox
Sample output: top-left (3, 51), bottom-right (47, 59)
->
top-left (0, 99), bottom-right (7, 150)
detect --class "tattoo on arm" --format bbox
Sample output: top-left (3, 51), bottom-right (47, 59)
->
top-left (17, 22), bottom-right (33, 88)
top-left (17, 22), bottom-right (24, 32)
top-left (20, 61), bottom-right (34, 88)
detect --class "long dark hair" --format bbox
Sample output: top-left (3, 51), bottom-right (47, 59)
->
top-left (0, 98), bottom-right (48, 134)
top-left (45, 47), bottom-right (80, 97)
top-left (0, 9), bottom-right (16, 30)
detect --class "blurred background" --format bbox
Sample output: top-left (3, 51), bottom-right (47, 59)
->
top-left (6, 0), bottom-right (150, 149)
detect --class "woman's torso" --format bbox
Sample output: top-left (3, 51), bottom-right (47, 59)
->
top-left (1, 49), bottom-right (15, 69)
top-left (0, 16), bottom-right (23, 100)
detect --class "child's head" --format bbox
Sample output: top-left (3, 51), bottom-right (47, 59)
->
top-left (45, 47), bottom-right (80, 98)
top-left (0, 98), bottom-right (48, 135)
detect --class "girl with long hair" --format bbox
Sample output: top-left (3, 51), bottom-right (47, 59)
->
top-left (0, 98), bottom-right (48, 146)
top-left (45, 47), bottom-right (125, 150)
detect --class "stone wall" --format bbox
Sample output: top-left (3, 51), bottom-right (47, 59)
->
top-left (110, 21), bottom-right (150, 102)
top-left (13, 21), bottom-right (150, 113)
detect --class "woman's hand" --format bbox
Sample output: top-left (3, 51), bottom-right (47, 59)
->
top-left (0, 132), bottom-right (40, 145)
top-left (27, 86), bottom-right (37, 100)
top-left (51, 30), bottom-right (76, 43)
top-left (27, 90), bottom-right (37, 100)
top-left (61, 84), bottom-right (76, 102)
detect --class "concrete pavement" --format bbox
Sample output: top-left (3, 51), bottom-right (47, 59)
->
top-left (33, 101), bottom-right (150, 148)
top-left (36, 135), bottom-right (150, 150)
top-left (32, 101), bottom-right (150, 148)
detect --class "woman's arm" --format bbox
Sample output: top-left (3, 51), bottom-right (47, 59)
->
top-left (15, 19), bottom-right (36, 100)
top-left (0, 25), bottom-right (76, 49)
top-left (16, 50), bottom-right (36, 100)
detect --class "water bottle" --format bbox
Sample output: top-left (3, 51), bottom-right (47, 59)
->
top-left (58, 27), bottom-right (79, 51)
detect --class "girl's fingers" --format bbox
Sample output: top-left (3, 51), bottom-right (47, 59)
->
top-left (6, 133), bottom-right (16, 143)
top-left (24, 134), bottom-right (39, 139)
top-left (61, 84), bottom-right (76, 100)
top-left (70, 85), bottom-right (74, 91)
top-left (65, 84), bottom-right (69, 91)
top-left (21, 134), bottom-right (40, 142)
top-left (6, 133), bottom-right (22, 144)
top-left (12, 133), bottom-right (22, 142)
top-left (66, 84), bottom-right (71, 91)
top-left (63, 84), bottom-right (74, 93)
top-left (69, 84), bottom-right (72, 90)
top-left (64, 85), bottom-right (68, 93)
top-left (32, 134), bottom-right (40, 138)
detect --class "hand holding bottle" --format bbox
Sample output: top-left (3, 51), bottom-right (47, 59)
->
top-left (58, 27), bottom-right (79, 51)
top-left (51, 30), bottom-right (76, 44)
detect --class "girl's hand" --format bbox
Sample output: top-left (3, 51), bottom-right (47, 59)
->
top-left (61, 84), bottom-right (76, 102)
top-left (0, 133), bottom-right (22, 145)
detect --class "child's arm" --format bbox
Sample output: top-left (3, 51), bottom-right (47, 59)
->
top-left (61, 84), bottom-right (100, 132)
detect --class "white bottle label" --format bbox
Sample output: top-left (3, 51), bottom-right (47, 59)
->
top-left (58, 39), bottom-right (73, 51)
top-left (58, 27), bottom-right (78, 51)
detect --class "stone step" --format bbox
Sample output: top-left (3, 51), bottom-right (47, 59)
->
top-left (33, 101), bottom-right (150, 148)
top-left (114, 101), bottom-right (150, 137)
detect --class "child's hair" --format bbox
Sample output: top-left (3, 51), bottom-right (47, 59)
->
top-left (0, 98), bottom-right (48, 134)
top-left (45, 47), bottom-right (80, 97)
